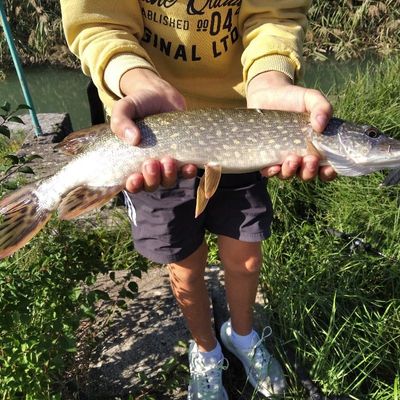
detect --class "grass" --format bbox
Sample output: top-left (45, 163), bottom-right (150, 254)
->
top-left (259, 56), bottom-right (400, 399)
top-left (306, 0), bottom-right (400, 60)
top-left (0, 57), bottom-right (399, 399)
top-left (0, 130), bottom-right (151, 399)
top-left (0, 210), bottom-right (151, 399)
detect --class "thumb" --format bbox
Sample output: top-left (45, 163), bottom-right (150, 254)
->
top-left (304, 89), bottom-right (333, 133)
top-left (110, 97), bottom-right (141, 145)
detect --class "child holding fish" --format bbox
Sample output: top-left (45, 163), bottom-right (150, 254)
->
top-left (61, 1), bottom-right (336, 398)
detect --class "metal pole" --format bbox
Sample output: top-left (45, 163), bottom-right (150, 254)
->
top-left (0, 0), bottom-right (43, 136)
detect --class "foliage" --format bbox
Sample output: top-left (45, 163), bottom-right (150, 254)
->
top-left (0, 101), bottom-right (30, 139)
top-left (0, 0), bottom-right (77, 68)
top-left (0, 0), bottom-right (399, 67)
top-left (260, 56), bottom-right (400, 399)
top-left (0, 213), bottom-right (150, 399)
top-left (0, 106), bottom-right (150, 398)
top-left (0, 102), bottom-right (43, 193)
top-left (306, 0), bottom-right (400, 60)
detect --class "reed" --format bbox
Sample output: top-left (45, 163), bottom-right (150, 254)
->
top-left (260, 56), bottom-right (400, 399)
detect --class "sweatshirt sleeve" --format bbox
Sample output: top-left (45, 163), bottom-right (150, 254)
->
top-left (239, 0), bottom-right (311, 85)
top-left (60, 0), bottom-right (157, 104)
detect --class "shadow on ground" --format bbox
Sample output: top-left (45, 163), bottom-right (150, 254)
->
top-left (66, 266), bottom-right (279, 399)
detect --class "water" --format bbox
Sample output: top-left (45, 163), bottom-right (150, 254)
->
top-left (0, 66), bottom-right (91, 130)
top-left (0, 58), bottom-right (373, 131)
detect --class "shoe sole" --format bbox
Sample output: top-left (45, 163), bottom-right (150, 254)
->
top-left (187, 386), bottom-right (228, 400)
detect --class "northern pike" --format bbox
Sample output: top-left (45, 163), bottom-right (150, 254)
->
top-left (1, 108), bottom-right (400, 259)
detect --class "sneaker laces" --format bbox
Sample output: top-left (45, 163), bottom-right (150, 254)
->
top-left (247, 326), bottom-right (273, 380)
top-left (192, 356), bottom-right (229, 395)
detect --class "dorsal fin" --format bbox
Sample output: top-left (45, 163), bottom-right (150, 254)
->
top-left (55, 123), bottom-right (110, 155)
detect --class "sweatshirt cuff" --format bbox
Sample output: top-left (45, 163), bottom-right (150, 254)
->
top-left (246, 55), bottom-right (297, 86)
top-left (104, 53), bottom-right (159, 98)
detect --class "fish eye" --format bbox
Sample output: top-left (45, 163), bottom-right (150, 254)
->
top-left (365, 127), bottom-right (380, 139)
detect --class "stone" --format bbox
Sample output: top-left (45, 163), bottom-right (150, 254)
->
top-left (6, 113), bottom-right (73, 182)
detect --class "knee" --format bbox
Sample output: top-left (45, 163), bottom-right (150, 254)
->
top-left (168, 259), bottom-right (207, 290)
top-left (223, 253), bottom-right (262, 277)
top-left (168, 242), bottom-right (208, 287)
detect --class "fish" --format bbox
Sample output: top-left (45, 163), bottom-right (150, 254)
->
top-left (1, 108), bottom-right (400, 259)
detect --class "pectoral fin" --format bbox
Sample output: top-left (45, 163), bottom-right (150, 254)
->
top-left (307, 140), bottom-right (324, 158)
top-left (195, 163), bottom-right (222, 218)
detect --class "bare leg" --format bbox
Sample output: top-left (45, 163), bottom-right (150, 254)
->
top-left (218, 235), bottom-right (262, 335)
top-left (168, 241), bottom-right (216, 352)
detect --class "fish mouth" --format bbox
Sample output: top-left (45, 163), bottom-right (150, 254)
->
top-left (357, 157), bottom-right (400, 169)
top-left (337, 128), bottom-right (400, 171)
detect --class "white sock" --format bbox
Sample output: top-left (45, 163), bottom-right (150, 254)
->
top-left (231, 326), bottom-right (257, 350)
top-left (198, 341), bottom-right (223, 364)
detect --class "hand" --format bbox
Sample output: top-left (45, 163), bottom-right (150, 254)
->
top-left (110, 68), bottom-right (197, 193)
top-left (247, 71), bottom-right (337, 181)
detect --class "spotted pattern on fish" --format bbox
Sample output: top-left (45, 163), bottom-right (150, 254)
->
top-left (0, 108), bottom-right (400, 259)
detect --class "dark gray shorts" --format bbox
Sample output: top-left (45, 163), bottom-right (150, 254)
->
top-left (124, 172), bottom-right (273, 264)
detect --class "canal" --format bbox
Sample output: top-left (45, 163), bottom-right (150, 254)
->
top-left (0, 58), bottom-right (374, 131)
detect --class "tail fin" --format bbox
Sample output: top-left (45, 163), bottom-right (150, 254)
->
top-left (0, 186), bottom-right (51, 259)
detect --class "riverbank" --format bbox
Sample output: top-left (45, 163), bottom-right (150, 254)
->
top-left (0, 0), bottom-right (399, 72)
top-left (0, 56), bottom-right (379, 132)
top-left (0, 55), bottom-right (398, 400)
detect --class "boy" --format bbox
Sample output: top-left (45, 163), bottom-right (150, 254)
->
top-left (61, 1), bottom-right (335, 398)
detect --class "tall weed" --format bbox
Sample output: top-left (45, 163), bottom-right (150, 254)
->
top-left (261, 57), bottom-right (400, 399)
top-left (0, 0), bottom-right (76, 68)
top-left (306, 0), bottom-right (400, 60)
top-left (0, 214), bottom-right (149, 399)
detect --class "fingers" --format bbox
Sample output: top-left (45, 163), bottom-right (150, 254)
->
top-left (126, 159), bottom-right (163, 192)
top-left (160, 157), bottom-right (177, 188)
top-left (319, 165), bottom-right (337, 182)
top-left (142, 159), bottom-right (162, 191)
top-left (298, 155), bottom-right (319, 181)
top-left (110, 97), bottom-right (141, 145)
top-left (261, 155), bottom-right (321, 181)
top-left (125, 159), bottom-right (198, 193)
top-left (260, 165), bottom-right (281, 178)
top-left (160, 160), bottom-right (197, 187)
top-left (181, 164), bottom-right (197, 179)
top-left (125, 172), bottom-right (144, 193)
top-left (261, 155), bottom-right (302, 180)
top-left (279, 155), bottom-right (302, 179)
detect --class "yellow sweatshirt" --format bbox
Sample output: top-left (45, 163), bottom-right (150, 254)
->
top-left (61, 0), bottom-right (310, 111)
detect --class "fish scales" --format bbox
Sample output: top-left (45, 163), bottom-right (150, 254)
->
top-left (120, 108), bottom-right (310, 173)
top-left (44, 108), bottom-right (310, 205)
top-left (1, 108), bottom-right (400, 259)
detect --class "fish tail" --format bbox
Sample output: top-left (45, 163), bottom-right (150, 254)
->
top-left (0, 185), bottom-right (52, 259)
top-left (0, 183), bottom-right (123, 258)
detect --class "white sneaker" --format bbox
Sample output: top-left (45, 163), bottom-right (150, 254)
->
top-left (187, 341), bottom-right (229, 400)
top-left (220, 320), bottom-right (286, 397)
